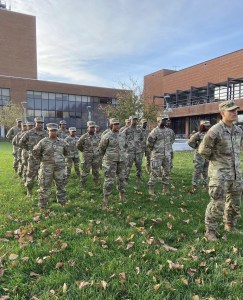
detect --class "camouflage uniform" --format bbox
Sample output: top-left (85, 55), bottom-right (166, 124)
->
top-left (77, 121), bottom-right (100, 186)
top-left (198, 118), bottom-right (243, 232)
top-left (119, 119), bottom-right (131, 133)
top-left (19, 118), bottom-right (47, 193)
top-left (95, 125), bottom-right (102, 169)
top-left (147, 121), bottom-right (175, 191)
top-left (64, 128), bottom-right (80, 177)
top-left (57, 120), bottom-right (69, 139)
top-left (6, 119), bottom-right (22, 172)
top-left (12, 124), bottom-right (27, 177)
top-left (166, 125), bottom-right (175, 172)
top-left (99, 118), bottom-right (127, 201)
top-left (140, 119), bottom-right (151, 172)
top-left (123, 116), bottom-right (144, 180)
top-left (101, 128), bottom-right (111, 138)
top-left (188, 131), bottom-right (209, 187)
top-left (33, 123), bottom-right (69, 208)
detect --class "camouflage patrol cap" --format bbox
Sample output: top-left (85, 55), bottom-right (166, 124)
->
top-left (87, 121), bottom-right (96, 127)
top-left (69, 127), bottom-right (76, 132)
top-left (16, 118), bottom-right (22, 122)
top-left (200, 120), bottom-right (211, 126)
top-left (34, 117), bottom-right (44, 123)
top-left (219, 100), bottom-right (240, 111)
top-left (110, 118), bottom-right (120, 125)
top-left (26, 121), bottom-right (34, 126)
top-left (157, 115), bottom-right (168, 122)
top-left (95, 125), bottom-right (100, 128)
top-left (125, 119), bottom-right (131, 123)
top-left (47, 123), bottom-right (58, 131)
top-left (129, 115), bottom-right (138, 120)
top-left (22, 123), bottom-right (27, 126)
top-left (59, 120), bottom-right (67, 125)
top-left (141, 118), bottom-right (148, 124)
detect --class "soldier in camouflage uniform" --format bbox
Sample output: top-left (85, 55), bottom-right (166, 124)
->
top-left (12, 122), bottom-right (27, 177)
top-left (19, 117), bottom-right (47, 196)
top-left (166, 119), bottom-right (175, 172)
top-left (95, 125), bottom-right (102, 169)
top-left (140, 118), bottom-right (151, 173)
top-left (123, 115), bottom-right (144, 181)
top-left (6, 118), bottom-right (22, 172)
top-left (21, 122), bottom-right (34, 182)
top-left (147, 115), bottom-right (175, 195)
top-left (99, 118), bottom-right (127, 206)
top-left (57, 120), bottom-right (69, 139)
top-left (77, 121), bottom-right (100, 187)
top-left (198, 101), bottom-right (243, 241)
top-left (188, 120), bottom-right (211, 191)
top-left (33, 123), bottom-right (69, 208)
top-left (119, 119), bottom-right (131, 133)
top-left (64, 127), bottom-right (80, 178)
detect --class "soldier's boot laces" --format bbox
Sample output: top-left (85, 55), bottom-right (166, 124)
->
top-left (205, 229), bottom-right (218, 241)
top-left (119, 192), bottom-right (125, 202)
top-left (148, 186), bottom-right (154, 196)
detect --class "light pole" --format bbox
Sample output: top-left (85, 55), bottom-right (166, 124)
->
top-left (87, 106), bottom-right (92, 121)
top-left (21, 101), bottom-right (27, 123)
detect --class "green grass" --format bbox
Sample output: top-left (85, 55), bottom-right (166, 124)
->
top-left (0, 141), bottom-right (243, 300)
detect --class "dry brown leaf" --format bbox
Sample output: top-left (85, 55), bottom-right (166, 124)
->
top-left (99, 280), bottom-right (108, 290)
top-left (182, 219), bottom-right (190, 224)
top-left (0, 269), bottom-right (5, 277)
top-left (167, 222), bottom-right (173, 230)
top-left (195, 278), bottom-right (203, 285)
top-left (126, 242), bottom-right (134, 250)
top-left (129, 222), bottom-right (136, 227)
top-left (232, 246), bottom-right (238, 253)
top-left (153, 284), bottom-right (161, 290)
top-left (200, 261), bottom-right (206, 267)
top-left (30, 271), bottom-right (40, 277)
top-left (181, 277), bottom-right (188, 285)
top-left (33, 215), bottom-right (40, 222)
top-left (88, 252), bottom-right (93, 257)
top-left (55, 262), bottom-right (64, 269)
top-left (192, 296), bottom-right (200, 300)
top-left (146, 236), bottom-right (154, 245)
top-left (163, 244), bottom-right (178, 252)
top-left (62, 283), bottom-right (67, 293)
top-left (167, 260), bottom-right (184, 270)
top-left (77, 281), bottom-right (90, 289)
top-left (4, 231), bottom-right (13, 238)
top-left (115, 236), bottom-right (124, 243)
top-left (76, 228), bottom-right (84, 234)
top-left (9, 254), bottom-right (18, 261)
top-left (61, 242), bottom-right (68, 250)
top-left (201, 247), bottom-right (215, 254)
top-left (36, 258), bottom-right (43, 264)
top-left (187, 268), bottom-right (198, 276)
top-left (0, 238), bottom-right (9, 243)
top-left (21, 257), bottom-right (29, 262)
top-left (151, 218), bottom-right (162, 224)
top-left (119, 272), bottom-right (126, 283)
top-left (135, 267), bottom-right (140, 274)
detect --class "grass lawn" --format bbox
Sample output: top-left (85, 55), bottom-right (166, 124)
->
top-left (0, 141), bottom-right (243, 300)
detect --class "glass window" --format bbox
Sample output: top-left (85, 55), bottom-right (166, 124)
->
top-left (82, 96), bottom-right (89, 102)
top-left (56, 100), bottom-right (63, 110)
top-left (69, 101), bottom-right (76, 112)
top-left (56, 94), bottom-right (62, 100)
top-left (42, 92), bottom-right (49, 100)
top-left (49, 99), bottom-right (55, 110)
top-left (75, 102), bottom-right (81, 111)
top-left (2, 88), bottom-right (10, 96)
top-left (56, 111), bottom-right (63, 118)
top-left (27, 109), bottom-right (34, 116)
top-left (69, 95), bottom-right (76, 101)
top-left (34, 99), bottom-right (42, 110)
top-left (63, 101), bottom-right (69, 111)
top-left (49, 93), bottom-right (55, 100)
top-left (76, 112), bottom-right (81, 118)
top-left (27, 99), bottom-right (34, 109)
top-left (35, 110), bottom-right (42, 117)
top-left (34, 91), bottom-right (42, 99)
top-left (76, 95), bottom-right (81, 102)
top-left (27, 90), bottom-right (34, 98)
top-left (63, 112), bottom-right (69, 118)
top-left (48, 111), bottom-right (55, 117)
top-left (112, 99), bottom-right (117, 105)
top-left (42, 99), bottom-right (49, 110)
top-left (42, 111), bottom-right (49, 117)
top-left (63, 94), bottom-right (68, 100)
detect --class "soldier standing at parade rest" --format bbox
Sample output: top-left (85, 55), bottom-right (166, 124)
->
top-left (166, 118), bottom-right (176, 172)
top-left (77, 121), bottom-right (100, 187)
top-left (119, 118), bottom-right (131, 133)
top-left (21, 122), bottom-right (34, 182)
top-left (198, 100), bottom-right (243, 241)
top-left (99, 118), bottom-right (127, 207)
top-left (19, 117), bottom-right (47, 196)
top-left (6, 118), bottom-right (22, 172)
top-left (12, 122), bottom-right (27, 177)
top-left (123, 115), bottom-right (144, 181)
top-left (140, 118), bottom-right (151, 173)
top-left (33, 123), bottom-right (69, 208)
top-left (57, 120), bottom-right (69, 139)
top-left (147, 115), bottom-right (175, 195)
top-left (188, 120), bottom-right (211, 192)
top-left (64, 127), bottom-right (80, 178)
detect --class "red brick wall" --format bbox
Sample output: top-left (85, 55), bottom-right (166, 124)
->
top-left (0, 10), bottom-right (37, 79)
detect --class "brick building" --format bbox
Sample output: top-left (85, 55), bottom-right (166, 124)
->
top-left (144, 49), bottom-right (243, 137)
top-left (0, 8), bottom-right (123, 136)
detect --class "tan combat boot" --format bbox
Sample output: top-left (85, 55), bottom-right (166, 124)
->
top-left (102, 194), bottom-right (109, 209)
top-left (27, 187), bottom-right (32, 197)
top-left (224, 224), bottom-right (240, 233)
top-left (205, 229), bottom-right (218, 241)
top-left (119, 192), bottom-right (125, 201)
top-left (148, 186), bottom-right (154, 195)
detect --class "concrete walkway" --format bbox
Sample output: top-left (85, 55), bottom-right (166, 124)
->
top-left (173, 139), bottom-right (193, 151)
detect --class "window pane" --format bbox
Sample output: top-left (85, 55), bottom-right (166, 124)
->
top-left (34, 99), bottom-right (41, 110)
top-left (56, 94), bottom-right (62, 100)
top-left (56, 100), bottom-right (63, 110)
top-left (2, 88), bottom-right (10, 96)
top-left (49, 93), bottom-right (55, 100)
top-left (42, 111), bottom-right (49, 117)
top-left (42, 99), bottom-right (48, 110)
top-left (63, 112), bottom-right (69, 118)
top-left (27, 90), bottom-right (33, 98)
top-left (69, 95), bottom-right (75, 101)
top-left (42, 92), bottom-right (49, 100)
top-left (35, 110), bottom-right (42, 116)
top-left (27, 109), bottom-right (34, 116)
top-left (49, 99), bottom-right (55, 110)
top-left (56, 111), bottom-right (63, 118)
top-left (49, 111), bottom-right (55, 117)
top-left (34, 91), bottom-right (42, 99)
top-left (63, 101), bottom-right (69, 111)
top-left (82, 96), bottom-right (88, 102)
top-left (63, 94), bottom-right (68, 100)
top-left (76, 95), bottom-right (81, 102)
top-left (69, 101), bottom-right (76, 112)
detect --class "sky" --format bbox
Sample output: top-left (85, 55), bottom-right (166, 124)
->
top-left (10, 0), bottom-right (243, 89)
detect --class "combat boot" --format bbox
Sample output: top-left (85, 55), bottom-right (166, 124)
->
top-left (162, 185), bottom-right (168, 194)
top-left (224, 224), bottom-right (240, 233)
top-left (119, 192), bottom-right (125, 201)
top-left (102, 194), bottom-right (109, 209)
top-left (148, 185), bottom-right (154, 195)
top-left (205, 229), bottom-right (218, 241)
top-left (192, 185), bottom-right (197, 193)
top-left (27, 187), bottom-right (32, 197)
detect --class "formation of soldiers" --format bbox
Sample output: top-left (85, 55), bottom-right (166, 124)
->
top-left (6, 100), bottom-right (243, 240)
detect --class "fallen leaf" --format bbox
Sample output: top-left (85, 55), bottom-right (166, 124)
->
top-left (88, 252), bottom-right (93, 257)
top-left (167, 222), bottom-right (173, 230)
top-left (100, 280), bottom-right (108, 290)
top-left (115, 236), bottom-right (124, 243)
top-left (119, 272), bottom-right (126, 283)
top-left (126, 242), bottom-right (134, 250)
top-left (151, 218), bottom-right (162, 224)
top-left (232, 246), bottom-right (238, 253)
top-left (77, 281), bottom-right (90, 289)
top-left (4, 231), bottom-right (13, 238)
top-left (75, 228), bottom-right (84, 234)
top-left (135, 267), bottom-right (140, 274)
top-left (167, 260), bottom-right (184, 270)
top-left (55, 262), bottom-right (64, 269)
top-left (9, 254), bottom-right (18, 261)
top-left (163, 244), bottom-right (178, 252)
top-left (153, 284), bottom-right (161, 290)
top-left (33, 215), bottom-right (40, 222)
top-left (61, 243), bottom-right (68, 250)
top-left (0, 269), bottom-right (5, 277)
top-left (21, 257), bottom-right (29, 262)
top-left (63, 283), bottom-right (67, 293)
top-left (181, 277), bottom-right (188, 285)
top-left (129, 222), bottom-right (136, 227)
top-left (182, 219), bottom-right (190, 224)
top-left (30, 272), bottom-right (40, 277)
top-left (201, 247), bottom-right (215, 254)
top-left (192, 296), bottom-right (200, 300)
